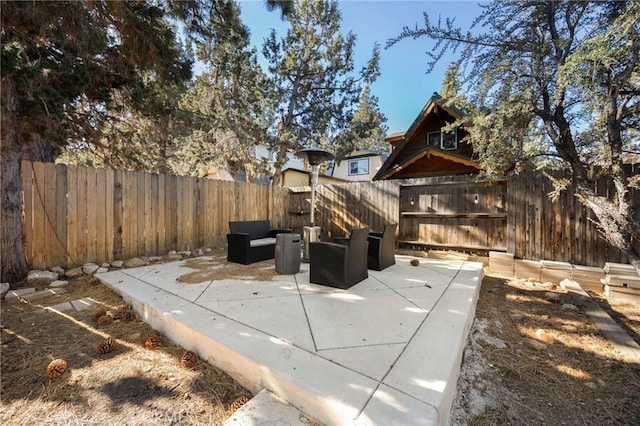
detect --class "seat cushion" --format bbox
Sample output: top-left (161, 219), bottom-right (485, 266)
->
top-left (250, 237), bottom-right (277, 248)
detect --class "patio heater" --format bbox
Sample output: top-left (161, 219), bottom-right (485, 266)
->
top-left (294, 148), bottom-right (335, 262)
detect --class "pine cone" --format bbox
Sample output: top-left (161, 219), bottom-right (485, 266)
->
top-left (145, 334), bottom-right (160, 349)
top-left (97, 314), bottom-right (112, 326)
top-left (92, 307), bottom-right (108, 322)
top-left (226, 395), bottom-right (250, 416)
top-left (410, 259), bottom-right (420, 267)
top-left (87, 276), bottom-right (99, 286)
top-left (114, 305), bottom-right (135, 321)
top-left (180, 351), bottom-right (197, 369)
top-left (46, 359), bottom-right (67, 379)
top-left (96, 338), bottom-right (117, 354)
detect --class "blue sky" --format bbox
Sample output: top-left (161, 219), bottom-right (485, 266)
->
top-left (237, 0), bottom-right (485, 134)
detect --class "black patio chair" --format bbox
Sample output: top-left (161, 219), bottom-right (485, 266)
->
top-left (309, 227), bottom-right (370, 289)
top-left (367, 224), bottom-right (398, 271)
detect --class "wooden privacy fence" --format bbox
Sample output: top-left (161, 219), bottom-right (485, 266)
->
top-left (286, 181), bottom-right (400, 240)
top-left (507, 170), bottom-right (639, 267)
top-left (21, 161), bottom-right (288, 269)
top-left (287, 171), bottom-right (638, 268)
top-left (21, 161), bottom-right (638, 270)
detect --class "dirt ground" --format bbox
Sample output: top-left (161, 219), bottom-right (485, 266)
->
top-left (2, 260), bottom-right (640, 425)
top-left (451, 274), bottom-right (640, 425)
top-left (1, 274), bottom-right (251, 426)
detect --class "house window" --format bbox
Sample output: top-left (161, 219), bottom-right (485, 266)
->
top-left (426, 129), bottom-right (458, 150)
top-left (349, 158), bottom-right (369, 175)
top-left (427, 131), bottom-right (441, 148)
top-left (442, 129), bottom-right (457, 150)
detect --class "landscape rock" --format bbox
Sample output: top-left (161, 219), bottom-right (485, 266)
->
top-left (1, 282), bottom-right (10, 296)
top-left (5, 288), bottom-right (36, 301)
top-left (559, 278), bottom-right (572, 290)
top-left (147, 256), bottom-right (163, 262)
top-left (20, 288), bottom-right (67, 302)
top-left (111, 260), bottom-right (124, 268)
top-left (82, 263), bottom-right (100, 275)
top-left (195, 249), bottom-right (204, 256)
top-left (524, 338), bottom-right (548, 351)
top-left (204, 247), bottom-right (212, 253)
top-left (49, 280), bottom-right (69, 288)
top-left (65, 267), bottom-right (84, 278)
top-left (177, 250), bottom-right (192, 257)
top-left (27, 270), bottom-right (59, 281)
top-left (165, 254), bottom-right (183, 262)
top-left (544, 292), bottom-right (560, 302)
top-left (96, 267), bottom-right (109, 274)
top-left (124, 257), bottom-right (147, 268)
top-left (49, 266), bottom-right (65, 276)
top-left (168, 250), bottom-right (177, 256)
top-left (511, 313), bottom-right (525, 322)
top-left (101, 262), bottom-right (111, 268)
top-left (562, 303), bottom-right (579, 311)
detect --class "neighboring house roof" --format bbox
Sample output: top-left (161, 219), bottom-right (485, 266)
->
top-left (374, 92), bottom-right (481, 180)
top-left (343, 150), bottom-right (380, 160)
top-left (280, 167), bottom-right (348, 185)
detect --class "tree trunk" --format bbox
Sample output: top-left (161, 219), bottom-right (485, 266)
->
top-left (577, 182), bottom-right (640, 276)
top-left (1, 78), bottom-right (29, 282)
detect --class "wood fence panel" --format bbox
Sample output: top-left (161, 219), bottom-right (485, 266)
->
top-left (112, 170), bottom-right (124, 261)
top-left (85, 166), bottom-right (98, 263)
top-left (135, 171), bottom-right (145, 256)
top-left (175, 175), bottom-right (185, 251)
top-left (32, 162), bottom-right (47, 267)
top-left (94, 168), bottom-right (107, 263)
top-left (184, 175), bottom-right (194, 250)
top-left (143, 172), bottom-right (153, 256)
top-left (104, 168), bottom-right (115, 261)
top-left (22, 163), bottom-right (35, 266)
top-left (66, 166), bottom-right (80, 264)
top-left (397, 177), bottom-right (507, 251)
top-left (55, 164), bottom-right (69, 266)
top-left (18, 161), bottom-right (637, 270)
top-left (124, 171), bottom-right (135, 259)
top-left (202, 179), bottom-right (211, 247)
top-left (150, 173), bottom-right (159, 256)
top-left (157, 173), bottom-right (166, 254)
top-left (193, 178), bottom-right (202, 249)
top-left (287, 180), bottom-right (400, 241)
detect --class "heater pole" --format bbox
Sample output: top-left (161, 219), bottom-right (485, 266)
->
top-left (310, 164), bottom-right (318, 226)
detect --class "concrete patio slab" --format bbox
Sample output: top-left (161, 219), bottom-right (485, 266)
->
top-left (97, 254), bottom-right (483, 425)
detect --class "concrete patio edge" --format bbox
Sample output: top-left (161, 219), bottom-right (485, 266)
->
top-left (97, 258), bottom-right (484, 425)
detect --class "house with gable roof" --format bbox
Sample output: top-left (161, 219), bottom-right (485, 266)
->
top-left (374, 93), bottom-right (484, 180)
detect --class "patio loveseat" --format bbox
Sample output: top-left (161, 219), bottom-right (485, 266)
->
top-left (227, 220), bottom-right (292, 264)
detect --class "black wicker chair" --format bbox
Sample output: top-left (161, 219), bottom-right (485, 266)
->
top-left (309, 227), bottom-right (370, 289)
top-left (367, 224), bottom-right (398, 271)
top-left (227, 220), bottom-right (291, 264)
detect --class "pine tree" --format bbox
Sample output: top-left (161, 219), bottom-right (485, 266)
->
top-left (389, 0), bottom-right (640, 273)
top-left (332, 86), bottom-right (388, 161)
top-left (175, 0), bottom-right (272, 181)
top-left (1, 0), bottom-right (192, 281)
top-left (262, 0), bottom-right (380, 183)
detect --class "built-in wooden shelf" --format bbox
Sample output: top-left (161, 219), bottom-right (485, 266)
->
top-left (401, 212), bottom-right (507, 219)
top-left (398, 240), bottom-right (508, 252)
top-left (400, 179), bottom-right (507, 188)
